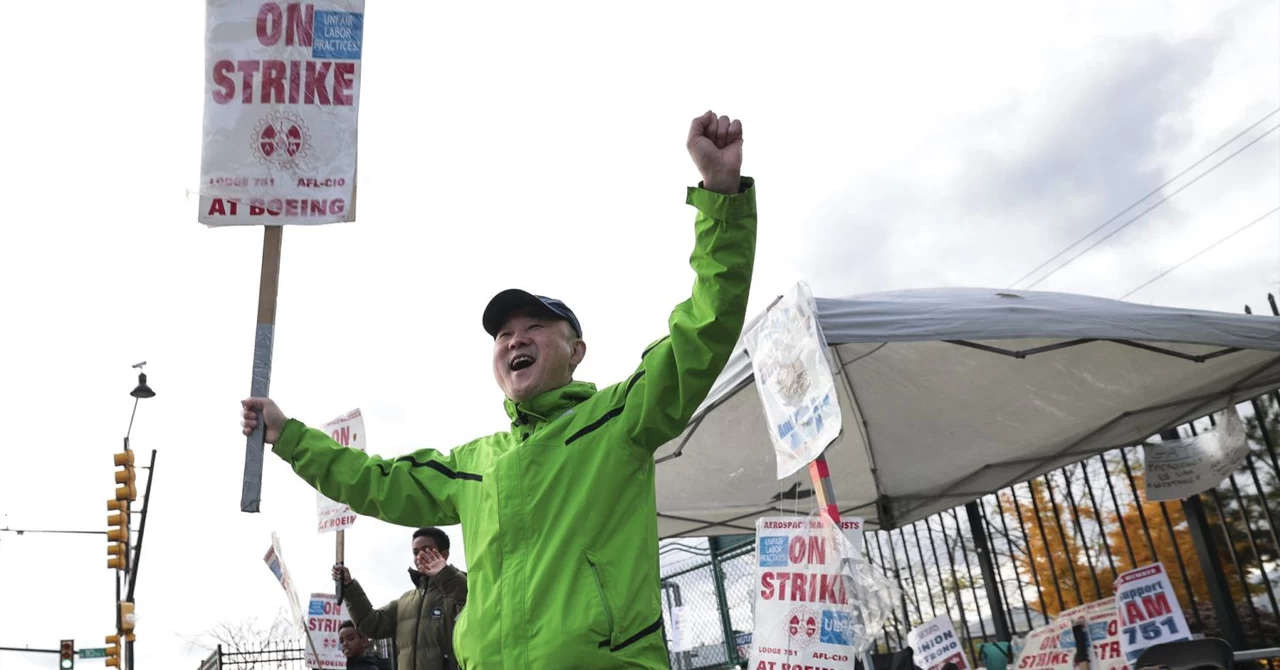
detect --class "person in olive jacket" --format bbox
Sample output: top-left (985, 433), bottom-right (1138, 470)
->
top-left (333, 528), bottom-right (468, 670)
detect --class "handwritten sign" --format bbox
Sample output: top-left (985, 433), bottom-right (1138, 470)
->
top-left (745, 281), bottom-right (843, 479)
top-left (908, 615), bottom-right (971, 670)
top-left (316, 408), bottom-right (365, 533)
top-left (1114, 564), bottom-right (1191, 663)
top-left (1143, 406), bottom-right (1248, 501)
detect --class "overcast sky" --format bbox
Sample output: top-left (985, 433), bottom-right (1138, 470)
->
top-left (1, 1), bottom-right (1278, 668)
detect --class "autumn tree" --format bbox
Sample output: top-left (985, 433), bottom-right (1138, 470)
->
top-left (999, 394), bottom-right (1280, 623)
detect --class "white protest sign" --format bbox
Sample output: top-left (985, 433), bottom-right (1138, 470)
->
top-left (304, 593), bottom-right (348, 669)
top-left (1015, 615), bottom-right (1077, 670)
top-left (749, 516), bottom-right (859, 670)
top-left (1084, 597), bottom-right (1127, 670)
top-left (317, 408), bottom-right (365, 533)
top-left (1143, 406), bottom-right (1248, 502)
top-left (263, 533), bottom-right (321, 659)
top-left (200, 0), bottom-right (365, 226)
top-left (1114, 564), bottom-right (1191, 664)
top-left (669, 605), bottom-right (694, 653)
top-left (907, 615), bottom-right (971, 670)
top-left (840, 518), bottom-right (865, 558)
top-left (745, 281), bottom-right (843, 479)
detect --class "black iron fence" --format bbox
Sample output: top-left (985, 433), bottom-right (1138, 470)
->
top-left (658, 296), bottom-right (1280, 669)
top-left (210, 638), bottom-right (394, 670)
top-left (863, 388), bottom-right (1280, 661)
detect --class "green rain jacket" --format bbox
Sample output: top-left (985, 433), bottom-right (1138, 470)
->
top-left (272, 178), bottom-right (758, 669)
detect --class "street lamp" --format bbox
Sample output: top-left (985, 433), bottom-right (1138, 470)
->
top-left (129, 362), bottom-right (155, 400)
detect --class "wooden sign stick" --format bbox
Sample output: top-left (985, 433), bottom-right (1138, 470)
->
top-left (241, 225), bottom-right (283, 513)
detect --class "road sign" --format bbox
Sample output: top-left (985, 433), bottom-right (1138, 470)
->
top-left (78, 648), bottom-right (107, 659)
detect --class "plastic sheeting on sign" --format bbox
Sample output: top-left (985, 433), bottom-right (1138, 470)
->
top-left (654, 287), bottom-right (1280, 536)
top-left (744, 280), bottom-right (843, 479)
top-left (1142, 405), bottom-right (1249, 501)
top-left (747, 512), bottom-right (899, 670)
top-left (199, 0), bottom-right (365, 226)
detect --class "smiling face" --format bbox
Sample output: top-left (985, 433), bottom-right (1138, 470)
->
top-left (492, 308), bottom-right (587, 403)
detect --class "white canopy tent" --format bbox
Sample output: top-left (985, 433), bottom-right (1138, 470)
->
top-left (653, 287), bottom-right (1280, 538)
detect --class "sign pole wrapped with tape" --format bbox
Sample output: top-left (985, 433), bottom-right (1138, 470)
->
top-left (197, 0), bottom-right (366, 512)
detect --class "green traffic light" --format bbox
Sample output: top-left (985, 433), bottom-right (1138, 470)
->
top-left (61, 660), bottom-right (73, 669)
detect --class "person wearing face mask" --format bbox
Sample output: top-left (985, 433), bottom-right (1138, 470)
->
top-left (241, 110), bottom-right (757, 669)
top-left (333, 527), bottom-right (467, 670)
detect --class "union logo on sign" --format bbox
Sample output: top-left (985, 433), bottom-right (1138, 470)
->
top-left (250, 109), bottom-right (311, 170)
top-left (785, 605), bottom-right (820, 648)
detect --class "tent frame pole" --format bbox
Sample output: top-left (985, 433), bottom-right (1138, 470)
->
top-left (965, 500), bottom-right (1012, 641)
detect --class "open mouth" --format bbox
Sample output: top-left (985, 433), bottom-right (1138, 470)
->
top-left (509, 354), bottom-right (536, 371)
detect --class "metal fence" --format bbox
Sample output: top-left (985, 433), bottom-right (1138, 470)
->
top-left (862, 388), bottom-right (1280, 661)
top-left (659, 297), bottom-right (1279, 669)
top-left (210, 638), bottom-right (395, 670)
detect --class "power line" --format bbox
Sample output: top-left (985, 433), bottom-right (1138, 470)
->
top-left (1009, 106), bottom-right (1280, 289)
top-left (1117, 205), bottom-right (1280, 300)
top-left (1024, 121), bottom-right (1280, 289)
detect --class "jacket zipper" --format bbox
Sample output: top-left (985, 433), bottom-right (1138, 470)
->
top-left (586, 556), bottom-right (615, 642)
top-left (411, 582), bottom-right (425, 670)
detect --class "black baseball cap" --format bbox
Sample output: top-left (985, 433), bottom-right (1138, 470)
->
top-left (483, 289), bottom-right (583, 338)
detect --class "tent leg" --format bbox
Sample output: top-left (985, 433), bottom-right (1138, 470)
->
top-left (709, 537), bottom-right (741, 667)
top-left (966, 501), bottom-right (1012, 641)
top-left (1181, 494), bottom-right (1246, 648)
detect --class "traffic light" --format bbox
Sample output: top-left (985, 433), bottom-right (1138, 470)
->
top-left (59, 640), bottom-right (74, 669)
top-left (113, 450), bottom-right (136, 502)
top-left (104, 635), bottom-right (120, 668)
top-left (108, 450), bottom-right (133, 571)
top-left (119, 601), bottom-right (136, 635)
top-left (106, 499), bottom-right (128, 570)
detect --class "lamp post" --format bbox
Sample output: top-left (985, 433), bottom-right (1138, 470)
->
top-left (116, 363), bottom-right (156, 670)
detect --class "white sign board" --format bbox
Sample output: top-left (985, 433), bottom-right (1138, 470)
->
top-left (840, 518), bottom-right (865, 559)
top-left (305, 593), bottom-right (348, 669)
top-left (669, 605), bottom-right (694, 653)
top-left (1114, 564), bottom-right (1191, 664)
top-left (745, 280), bottom-right (843, 479)
top-left (749, 516), bottom-right (859, 670)
top-left (1015, 614), bottom-right (1077, 670)
top-left (317, 408), bottom-right (365, 533)
top-left (1143, 406), bottom-right (1248, 502)
top-left (1084, 597), bottom-right (1127, 670)
top-left (907, 615), bottom-right (971, 670)
top-left (263, 533), bottom-right (321, 660)
top-left (199, 0), bottom-right (365, 226)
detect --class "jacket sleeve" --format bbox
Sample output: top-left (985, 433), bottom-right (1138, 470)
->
top-left (272, 419), bottom-right (467, 526)
top-left (343, 579), bottom-right (399, 640)
top-left (433, 565), bottom-right (468, 610)
top-left (620, 177), bottom-right (757, 451)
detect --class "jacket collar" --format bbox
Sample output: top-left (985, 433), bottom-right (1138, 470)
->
top-left (503, 381), bottom-right (596, 431)
top-left (407, 567), bottom-right (428, 589)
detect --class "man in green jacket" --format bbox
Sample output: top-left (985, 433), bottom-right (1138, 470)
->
top-left (241, 110), bottom-right (757, 669)
top-left (334, 527), bottom-right (467, 670)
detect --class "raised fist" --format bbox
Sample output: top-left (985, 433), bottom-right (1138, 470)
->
top-left (687, 111), bottom-right (743, 195)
